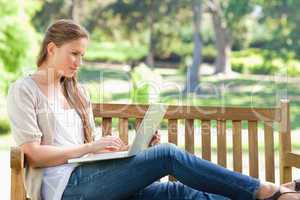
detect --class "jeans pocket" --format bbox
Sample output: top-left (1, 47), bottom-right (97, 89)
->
top-left (62, 194), bottom-right (85, 200)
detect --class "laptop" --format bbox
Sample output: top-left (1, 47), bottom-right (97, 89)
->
top-left (68, 103), bottom-right (168, 163)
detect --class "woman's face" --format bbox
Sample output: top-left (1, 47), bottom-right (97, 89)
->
top-left (48, 38), bottom-right (88, 78)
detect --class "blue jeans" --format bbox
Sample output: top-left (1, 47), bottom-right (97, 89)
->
top-left (62, 143), bottom-right (260, 200)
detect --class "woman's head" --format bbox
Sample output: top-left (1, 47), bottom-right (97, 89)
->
top-left (37, 19), bottom-right (92, 143)
top-left (37, 19), bottom-right (89, 78)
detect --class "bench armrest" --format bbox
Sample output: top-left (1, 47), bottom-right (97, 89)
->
top-left (284, 152), bottom-right (300, 169)
top-left (10, 146), bottom-right (24, 170)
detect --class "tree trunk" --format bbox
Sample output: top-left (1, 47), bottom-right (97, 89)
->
top-left (210, 0), bottom-right (232, 74)
top-left (146, 27), bottom-right (155, 68)
top-left (183, 0), bottom-right (202, 94)
top-left (146, 2), bottom-right (155, 68)
top-left (71, 0), bottom-right (82, 23)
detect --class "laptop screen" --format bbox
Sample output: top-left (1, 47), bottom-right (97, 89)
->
top-left (128, 104), bottom-right (168, 155)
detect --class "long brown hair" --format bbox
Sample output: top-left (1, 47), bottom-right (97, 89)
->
top-left (37, 19), bottom-right (92, 143)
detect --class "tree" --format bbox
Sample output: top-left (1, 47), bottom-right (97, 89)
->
top-left (32, 0), bottom-right (92, 32)
top-left (32, 0), bottom-right (66, 32)
top-left (0, 0), bottom-right (39, 93)
top-left (183, 0), bottom-right (202, 94)
top-left (103, 0), bottom-right (184, 68)
top-left (257, 0), bottom-right (300, 57)
top-left (70, 0), bottom-right (84, 23)
top-left (207, 0), bottom-right (252, 74)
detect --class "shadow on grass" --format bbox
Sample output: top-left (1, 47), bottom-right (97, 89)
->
top-left (78, 67), bottom-right (130, 82)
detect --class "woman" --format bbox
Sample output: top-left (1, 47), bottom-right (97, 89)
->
top-left (7, 19), bottom-right (300, 200)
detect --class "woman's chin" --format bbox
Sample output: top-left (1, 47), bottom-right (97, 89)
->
top-left (64, 71), bottom-right (77, 78)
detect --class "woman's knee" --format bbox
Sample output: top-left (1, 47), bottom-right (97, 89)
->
top-left (155, 143), bottom-right (177, 151)
top-left (153, 143), bottom-right (179, 159)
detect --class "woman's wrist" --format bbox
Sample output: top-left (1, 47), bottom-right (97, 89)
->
top-left (84, 142), bottom-right (94, 154)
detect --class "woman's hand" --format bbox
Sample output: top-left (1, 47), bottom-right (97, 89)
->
top-left (149, 130), bottom-right (161, 147)
top-left (90, 135), bottom-right (128, 154)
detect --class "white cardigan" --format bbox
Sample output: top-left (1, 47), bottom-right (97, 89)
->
top-left (7, 76), bottom-right (98, 200)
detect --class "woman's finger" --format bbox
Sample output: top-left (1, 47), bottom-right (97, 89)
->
top-left (102, 138), bottom-right (122, 150)
top-left (109, 135), bottom-right (126, 148)
top-left (116, 137), bottom-right (126, 147)
top-left (104, 136), bottom-right (124, 149)
top-left (105, 146), bottom-right (120, 151)
top-left (150, 138), bottom-right (160, 146)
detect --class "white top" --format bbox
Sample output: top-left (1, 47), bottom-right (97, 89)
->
top-left (41, 106), bottom-right (84, 200)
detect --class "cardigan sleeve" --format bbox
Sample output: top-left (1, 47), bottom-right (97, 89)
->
top-left (7, 81), bottom-right (42, 146)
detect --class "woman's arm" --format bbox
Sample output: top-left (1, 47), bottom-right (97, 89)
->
top-left (22, 135), bottom-right (127, 168)
top-left (21, 142), bottom-right (92, 168)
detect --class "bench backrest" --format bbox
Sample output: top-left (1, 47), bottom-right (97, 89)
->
top-left (91, 100), bottom-right (292, 183)
top-left (10, 100), bottom-right (293, 200)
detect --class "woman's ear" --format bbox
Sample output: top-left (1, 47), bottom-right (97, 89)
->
top-left (46, 42), bottom-right (57, 56)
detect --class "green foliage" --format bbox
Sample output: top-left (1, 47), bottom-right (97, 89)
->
top-left (83, 82), bottom-right (112, 103)
top-left (286, 60), bottom-right (300, 77)
top-left (0, 0), bottom-right (39, 94)
top-left (231, 49), bottom-right (264, 73)
top-left (0, 118), bottom-right (10, 135)
top-left (102, 0), bottom-right (192, 60)
top-left (130, 64), bottom-right (162, 104)
top-left (231, 48), bottom-right (300, 76)
top-left (213, 0), bottom-right (253, 50)
top-left (202, 45), bottom-right (217, 63)
top-left (0, 66), bottom-right (20, 95)
top-left (258, 0), bottom-right (300, 57)
top-left (223, 0), bottom-right (253, 30)
top-left (130, 65), bottom-right (151, 104)
top-left (85, 41), bottom-right (148, 63)
top-left (32, 0), bottom-right (67, 32)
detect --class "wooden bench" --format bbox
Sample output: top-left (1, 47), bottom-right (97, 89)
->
top-left (10, 100), bottom-right (300, 200)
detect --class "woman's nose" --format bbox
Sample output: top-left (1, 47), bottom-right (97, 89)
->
top-left (76, 56), bottom-right (82, 66)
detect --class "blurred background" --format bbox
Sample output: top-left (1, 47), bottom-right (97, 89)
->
top-left (1, 0), bottom-right (300, 199)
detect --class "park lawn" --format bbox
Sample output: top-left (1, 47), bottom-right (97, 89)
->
top-left (2, 66), bottom-right (300, 151)
top-left (78, 66), bottom-right (300, 131)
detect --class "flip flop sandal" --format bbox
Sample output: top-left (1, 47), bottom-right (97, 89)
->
top-left (258, 190), bottom-right (300, 200)
top-left (294, 179), bottom-right (300, 191)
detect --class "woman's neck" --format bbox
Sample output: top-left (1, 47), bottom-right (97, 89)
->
top-left (35, 63), bottom-right (62, 88)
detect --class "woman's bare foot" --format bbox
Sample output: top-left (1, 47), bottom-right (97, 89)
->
top-left (282, 181), bottom-right (295, 190)
top-left (256, 182), bottom-right (300, 200)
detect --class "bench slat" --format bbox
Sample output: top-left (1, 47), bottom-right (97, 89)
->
top-left (119, 118), bottom-right (128, 144)
top-left (232, 120), bottom-right (243, 173)
top-left (102, 117), bottom-right (112, 136)
top-left (248, 121), bottom-right (259, 178)
top-left (135, 118), bottom-right (143, 131)
top-left (185, 119), bottom-right (194, 154)
top-left (168, 119), bottom-right (178, 182)
top-left (93, 104), bottom-right (280, 121)
top-left (217, 120), bottom-right (227, 167)
top-left (168, 119), bottom-right (178, 145)
top-left (201, 120), bottom-right (211, 161)
top-left (279, 100), bottom-right (292, 183)
top-left (264, 121), bottom-right (275, 182)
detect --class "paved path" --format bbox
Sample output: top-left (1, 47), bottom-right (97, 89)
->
top-left (0, 150), bottom-right (10, 200)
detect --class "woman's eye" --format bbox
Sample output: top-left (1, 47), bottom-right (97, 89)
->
top-left (72, 52), bottom-right (84, 58)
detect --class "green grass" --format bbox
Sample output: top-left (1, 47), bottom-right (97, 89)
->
top-left (78, 66), bottom-right (300, 130)
top-left (78, 67), bottom-right (130, 82)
